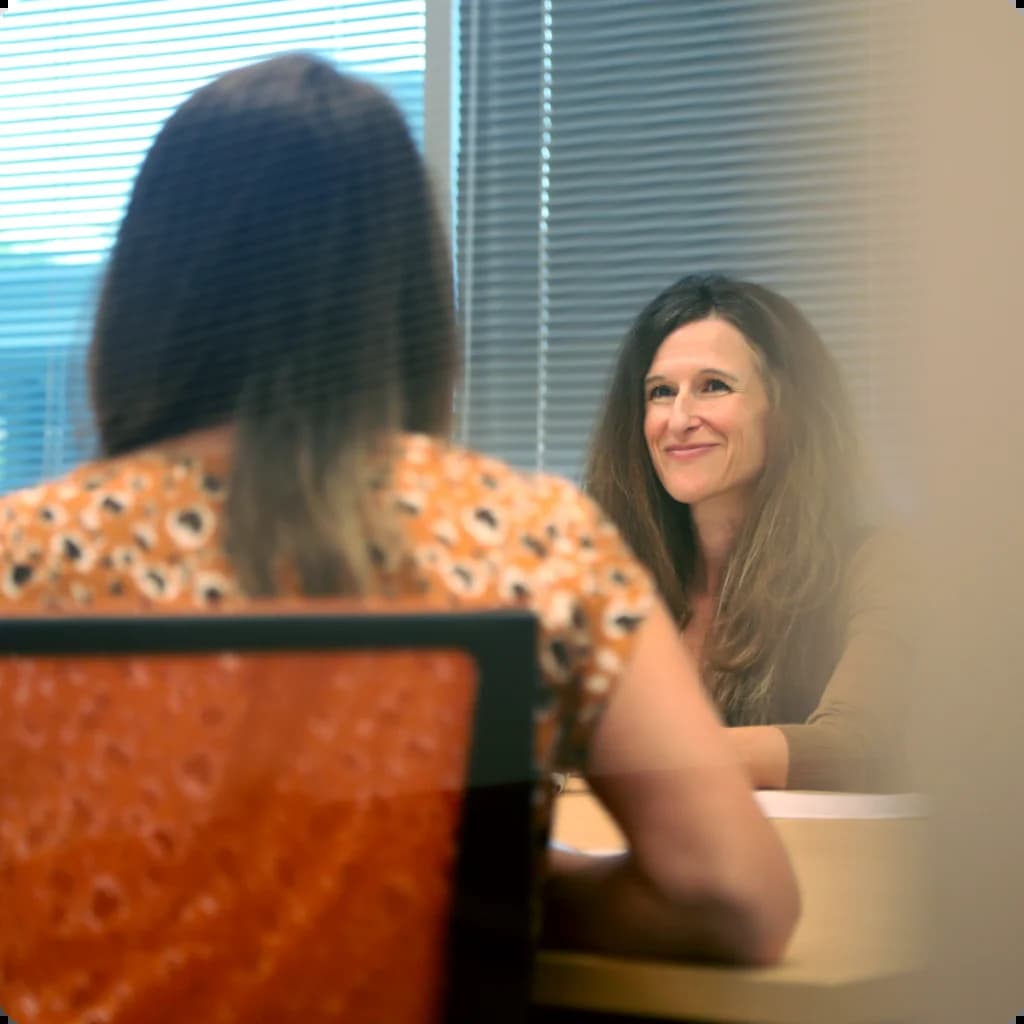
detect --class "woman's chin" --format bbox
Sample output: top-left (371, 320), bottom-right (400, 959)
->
top-left (657, 474), bottom-right (714, 506)
top-left (664, 487), bottom-right (711, 507)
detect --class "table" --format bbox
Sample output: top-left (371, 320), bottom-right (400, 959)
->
top-left (533, 789), bottom-right (926, 1023)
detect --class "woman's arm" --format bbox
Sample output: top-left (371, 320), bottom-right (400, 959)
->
top-left (544, 600), bottom-right (801, 965)
top-left (726, 725), bottom-right (790, 789)
top-left (755, 531), bottom-right (919, 792)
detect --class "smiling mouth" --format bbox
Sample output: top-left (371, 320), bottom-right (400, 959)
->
top-left (664, 444), bottom-right (717, 459)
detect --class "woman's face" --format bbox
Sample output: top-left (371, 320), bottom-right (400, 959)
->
top-left (643, 317), bottom-right (770, 515)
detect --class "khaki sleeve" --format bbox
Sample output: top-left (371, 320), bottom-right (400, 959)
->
top-left (776, 530), bottom-right (921, 791)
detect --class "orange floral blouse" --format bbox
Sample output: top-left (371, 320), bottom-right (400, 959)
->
top-left (0, 433), bottom-right (656, 1023)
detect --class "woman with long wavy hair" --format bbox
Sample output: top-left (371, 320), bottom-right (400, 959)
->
top-left (586, 273), bottom-right (916, 792)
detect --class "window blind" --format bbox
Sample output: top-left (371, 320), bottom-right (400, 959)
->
top-left (0, 0), bottom-right (426, 494)
top-left (456, 0), bottom-right (912, 507)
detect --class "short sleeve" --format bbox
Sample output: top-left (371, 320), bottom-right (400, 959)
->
top-left (526, 480), bottom-right (658, 773)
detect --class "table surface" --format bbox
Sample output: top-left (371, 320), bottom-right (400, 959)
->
top-left (533, 789), bottom-right (926, 1024)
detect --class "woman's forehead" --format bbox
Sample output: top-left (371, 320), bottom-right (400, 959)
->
top-left (648, 318), bottom-right (760, 376)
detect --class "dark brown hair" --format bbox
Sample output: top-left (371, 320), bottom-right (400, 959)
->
top-left (585, 273), bottom-right (865, 724)
top-left (89, 54), bottom-right (456, 595)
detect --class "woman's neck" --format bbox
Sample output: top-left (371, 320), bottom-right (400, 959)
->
top-left (690, 495), bottom-right (747, 597)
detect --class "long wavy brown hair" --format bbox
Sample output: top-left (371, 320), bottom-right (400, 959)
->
top-left (585, 274), bottom-right (866, 725)
top-left (89, 54), bottom-right (456, 596)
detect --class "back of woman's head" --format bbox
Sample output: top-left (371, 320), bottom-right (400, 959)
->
top-left (89, 54), bottom-right (457, 595)
top-left (586, 273), bottom-right (865, 723)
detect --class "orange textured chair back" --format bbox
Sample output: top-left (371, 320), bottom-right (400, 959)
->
top-left (0, 609), bottom-right (540, 1024)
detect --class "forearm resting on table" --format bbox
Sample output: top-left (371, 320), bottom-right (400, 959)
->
top-left (543, 845), bottom-right (786, 965)
top-left (728, 725), bottom-right (790, 790)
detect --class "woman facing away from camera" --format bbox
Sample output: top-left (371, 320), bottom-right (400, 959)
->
top-left (0, 56), bottom-right (798, 1023)
top-left (587, 274), bottom-right (917, 793)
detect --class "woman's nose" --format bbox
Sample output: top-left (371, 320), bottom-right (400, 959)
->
top-left (667, 394), bottom-right (696, 433)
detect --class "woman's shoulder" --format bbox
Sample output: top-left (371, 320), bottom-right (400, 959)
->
top-left (392, 433), bottom-right (652, 602)
top-left (0, 451), bottom-right (224, 529)
top-left (841, 523), bottom-right (922, 631)
top-left (0, 457), bottom-right (134, 538)
top-left (396, 432), bottom-right (568, 488)
top-left (846, 524), bottom-right (920, 585)
top-left (0, 451), bottom-right (230, 605)
top-left (394, 433), bottom-right (603, 526)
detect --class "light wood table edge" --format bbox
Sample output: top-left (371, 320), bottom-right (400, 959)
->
top-left (533, 951), bottom-right (925, 1024)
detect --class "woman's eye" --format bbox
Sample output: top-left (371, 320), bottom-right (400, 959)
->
top-left (647, 383), bottom-right (674, 401)
top-left (700, 377), bottom-right (732, 394)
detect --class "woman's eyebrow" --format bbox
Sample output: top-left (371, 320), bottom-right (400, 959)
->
top-left (699, 367), bottom-right (741, 382)
top-left (644, 367), bottom-right (741, 384)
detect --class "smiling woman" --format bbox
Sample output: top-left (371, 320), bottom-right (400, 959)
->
top-left (586, 274), bottom-right (918, 793)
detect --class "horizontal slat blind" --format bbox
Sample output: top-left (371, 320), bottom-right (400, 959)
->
top-left (457, 0), bottom-right (912, 505)
top-left (0, 0), bottom-right (425, 494)
top-left (454, 0), bottom-right (546, 471)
